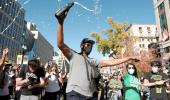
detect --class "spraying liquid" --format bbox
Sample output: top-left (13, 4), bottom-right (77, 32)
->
top-left (74, 2), bottom-right (94, 12)
top-left (55, 1), bottom-right (101, 20)
top-left (74, 2), bottom-right (101, 15)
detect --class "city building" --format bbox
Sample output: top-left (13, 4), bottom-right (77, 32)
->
top-left (53, 50), bottom-right (65, 68)
top-left (129, 24), bottom-right (158, 51)
top-left (153, 0), bottom-right (170, 52)
top-left (100, 24), bottom-right (158, 75)
top-left (24, 21), bottom-right (35, 59)
top-left (0, 0), bottom-right (25, 62)
top-left (27, 22), bottom-right (54, 65)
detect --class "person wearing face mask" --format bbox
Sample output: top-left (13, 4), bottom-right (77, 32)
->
top-left (108, 72), bottom-right (122, 100)
top-left (56, 10), bottom-right (140, 100)
top-left (143, 60), bottom-right (169, 100)
top-left (44, 63), bottom-right (62, 100)
top-left (123, 63), bottom-right (140, 100)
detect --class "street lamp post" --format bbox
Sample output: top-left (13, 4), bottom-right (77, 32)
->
top-left (20, 32), bottom-right (27, 65)
top-left (21, 44), bottom-right (27, 66)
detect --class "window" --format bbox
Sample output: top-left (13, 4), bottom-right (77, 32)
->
top-left (148, 39), bottom-right (150, 42)
top-left (139, 27), bottom-right (142, 33)
top-left (156, 27), bottom-right (158, 33)
top-left (0, 0), bottom-right (3, 7)
top-left (169, 0), bottom-right (170, 9)
top-left (147, 27), bottom-right (151, 33)
top-left (158, 3), bottom-right (168, 33)
top-left (142, 38), bottom-right (144, 41)
top-left (143, 44), bottom-right (145, 48)
top-left (0, 36), bottom-right (2, 45)
top-left (0, 13), bottom-right (2, 21)
top-left (139, 44), bottom-right (142, 48)
top-left (0, 14), bottom-right (2, 31)
top-left (139, 44), bottom-right (145, 48)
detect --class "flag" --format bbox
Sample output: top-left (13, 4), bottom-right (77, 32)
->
top-left (162, 29), bottom-right (169, 42)
top-left (160, 29), bottom-right (169, 42)
top-left (159, 9), bottom-right (165, 14)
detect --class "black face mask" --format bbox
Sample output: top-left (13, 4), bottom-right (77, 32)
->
top-left (82, 45), bottom-right (92, 55)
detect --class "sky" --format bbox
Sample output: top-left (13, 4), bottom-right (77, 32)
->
top-left (18, 0), bottom-right (156, 59)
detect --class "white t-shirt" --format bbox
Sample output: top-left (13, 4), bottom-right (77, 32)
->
top-left (45, 73), bottom-right (60, 92)
top-left (66, 50), bottom-right (99, 97)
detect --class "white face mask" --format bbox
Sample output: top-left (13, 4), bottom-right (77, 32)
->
top-left (50, 75), bottom-right (56, 81)
top-left (128, 69), bottom-right (135, 75)
top-left (152, 67), bottom-right (158, 73)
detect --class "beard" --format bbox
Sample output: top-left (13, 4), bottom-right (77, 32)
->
top-left (82, 46), bottom-right (92, 55)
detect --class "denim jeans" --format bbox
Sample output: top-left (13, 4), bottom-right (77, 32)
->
top-left (66, 90), bottom-right (94, 100)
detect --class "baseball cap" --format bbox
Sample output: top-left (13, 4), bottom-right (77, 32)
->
top-left (80, 38), bottom-right (95, 45)
top-left (151, 60), bottom-right (161, 67)
top-left (4, 61), bottom-right (12, 67)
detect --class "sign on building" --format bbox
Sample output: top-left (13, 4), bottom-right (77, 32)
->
top-left (17, 55), bottom-right (29, 65)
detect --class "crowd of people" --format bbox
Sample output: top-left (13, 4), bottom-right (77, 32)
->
top-left (0, 48), bottom-right (67, 100)
top-left (0, 8), bottom-right (170, 100)
top-left (0, 45), bottom-right (170, 100)
top-left (0, 46), bottom-right (170, 100)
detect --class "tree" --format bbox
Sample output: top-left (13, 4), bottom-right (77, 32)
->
top-left (91, 17), bottom-right (137, 57)
top-left (91, 17), bottom-right (149, 76)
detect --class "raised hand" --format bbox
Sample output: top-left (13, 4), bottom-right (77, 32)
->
top-left (0, 48), bottom-right (8, 67)
top-left (55, 2), bottom-right (74, 24)
top-left (56, 10), bottom-right (68, 24)
top-left (3, 48), bottom-right (8, 55)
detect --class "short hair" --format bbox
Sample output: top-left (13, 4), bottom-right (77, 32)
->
top-left (150, 60), bottom-right (162, 67)
top-left (28, 59), bottom-right (40, 68)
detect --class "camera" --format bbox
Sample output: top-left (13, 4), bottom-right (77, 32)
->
top-left (23, 77), bottom-right (38, 88)
top-left (28, 77), bottom-right (38, 85)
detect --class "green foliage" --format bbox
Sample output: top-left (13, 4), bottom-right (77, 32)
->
top-left (91, 17), bottom-right (136, 56)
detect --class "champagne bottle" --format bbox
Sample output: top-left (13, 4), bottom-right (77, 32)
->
top-left (55, 2), bottom-right (74, 20)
